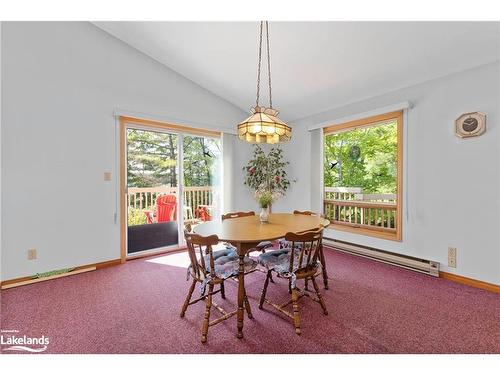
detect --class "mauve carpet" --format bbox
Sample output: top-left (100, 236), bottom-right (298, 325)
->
top-left (1, 248), bottom-right (499, 354)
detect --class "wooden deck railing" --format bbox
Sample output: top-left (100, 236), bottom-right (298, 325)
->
top-left (127, 186), bottom-right (214, 213)
top-left (324, 187), bottom-right (397, 233)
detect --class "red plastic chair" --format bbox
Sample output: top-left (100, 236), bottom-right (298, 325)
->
top-left (156, 194), bottom-right (177, 222)
top-left (196, 206), bottom-right (212, 222)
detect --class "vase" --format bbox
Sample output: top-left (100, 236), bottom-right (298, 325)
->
top-left (260, 207), bottom-right (270, 222)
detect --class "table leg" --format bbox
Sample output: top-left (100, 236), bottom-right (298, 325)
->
top-left (236, 242), bottom-right (245, 339)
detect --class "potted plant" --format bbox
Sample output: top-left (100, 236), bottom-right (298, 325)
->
top-left (243, 146), bottom-right (294, 222)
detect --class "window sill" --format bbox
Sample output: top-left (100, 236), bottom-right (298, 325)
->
top-left (327, 223), bottom-right (401, 242)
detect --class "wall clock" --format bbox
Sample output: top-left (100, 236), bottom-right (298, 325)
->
top-left (455, 112), bottom-right (486, 138)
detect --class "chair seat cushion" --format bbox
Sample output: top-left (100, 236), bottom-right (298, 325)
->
top-left (258, 249), bottom-right (320, 276)
top-left (211, 256), bottom-right (258, 280)
top-left (256, 241), bottom-right (274, 250)
top-left (192, 248), bottom-right (257, 280)
top-left (258, 249), bottom-right (295, 270)
top-left (205, 248), bottom-right (237, 264)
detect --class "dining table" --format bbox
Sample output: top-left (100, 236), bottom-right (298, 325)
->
top-left (193, 212), bottom-right (330, 339)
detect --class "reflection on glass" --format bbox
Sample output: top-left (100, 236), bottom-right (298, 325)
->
top-left (182, 135), bottom-right (222, 229)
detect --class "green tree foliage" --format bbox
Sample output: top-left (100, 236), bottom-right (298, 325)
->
top-left (127, 129), bottom-right (178, 187)
top-left (127, 129), bottom-right (220, 188)
top-left (183, 135), bottom-right (221, 187)
top-left (324, 121), bottom-right (397, 193)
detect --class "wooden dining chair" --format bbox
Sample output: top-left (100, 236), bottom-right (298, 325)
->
top-left (277, 210), bottom-right (329, 290)
top-left (181, 231), bottom-right (257, 343)
top-left (221, 211), bottom-right (274, 253)
top-left (258, 228), bottom-right (328, 335)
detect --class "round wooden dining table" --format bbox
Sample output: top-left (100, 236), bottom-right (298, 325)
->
top-left (193, 212), bottom-right (330, 339)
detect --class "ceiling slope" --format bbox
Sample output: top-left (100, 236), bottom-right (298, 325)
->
top-left (94, 21), bottom-right (500, 121)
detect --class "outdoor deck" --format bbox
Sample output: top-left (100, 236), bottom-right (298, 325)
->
top-left (127, 186), bottom-right (214, 225)
top-left (324, 187), bottom-right (397, 234)
top-left (127, 186), bottom-right (397, 235)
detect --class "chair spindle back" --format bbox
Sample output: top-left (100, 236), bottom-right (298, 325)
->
top-left (284, 228), bottom-right (324, 273)
top-left (184, 231), bottom-right (220, 279)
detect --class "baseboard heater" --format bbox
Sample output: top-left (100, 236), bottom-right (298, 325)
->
top-left (323, 238), bottom-right (440, 277)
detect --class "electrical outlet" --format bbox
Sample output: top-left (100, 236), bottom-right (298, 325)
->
top-left (104, 172), bottom-right (112, 181)
top-left (448, 247), bottom-right (457, 268)
top-left (28, 248), bottom-right (37, 260)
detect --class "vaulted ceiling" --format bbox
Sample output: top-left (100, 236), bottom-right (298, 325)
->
top-left (94, 21), bottom-right (500, 122)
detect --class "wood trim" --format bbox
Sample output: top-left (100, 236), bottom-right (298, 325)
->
top-left (331, 220), bottom-right (396, 233)
top-left (0, 258), bottom-right (121, 289)
top-left (308, 101), bottom-right (412, 131)
top-left (120, 118), bottom-right (127, 263)
top-left (323, 111), bottom-right (402, 135)
top-left (1, 267), bottom-right (96, 290)
top-left (328, 223), bottom-right (399, 241)
top-left (88, 258), bottom-right (122, 269)
top-left (119, 116), bottom-right (221, 138)
top-left (323, 110), bottom-right (403, 242)
top-left (440, 272), bottom-right (500, 293)
top-left (114, 109), bottom-right (237, 135)
top-left (395, 110), bottom-right (403, 241)
top-left (325, 199), bottom-right (396, 210)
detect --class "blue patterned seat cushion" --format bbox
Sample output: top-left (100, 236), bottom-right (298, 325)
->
top-left (258, 249), bottom-right (297, 272)
top-left (205, 248), bottom-right (237, 264)
top-left (258, 248), bottom-right (320, 275)
top-left (192, 248), bottom-right (257, 280)
top-left (256, 241), bottom-right (274, 250)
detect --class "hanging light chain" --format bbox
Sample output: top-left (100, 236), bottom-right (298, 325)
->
top-left (238, 21), bottom-right (291, 144)
top-left (265, 21), bottom-right (273, 109)
top-left (255, 21), bottom-right (264, 107)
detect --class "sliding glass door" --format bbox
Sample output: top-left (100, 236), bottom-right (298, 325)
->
top-left (182, 135), bottom-right (222, 236)
top-left (122, 119), bottom-right (222, 257)
top-left (126, 128), bottom-right (180, 254)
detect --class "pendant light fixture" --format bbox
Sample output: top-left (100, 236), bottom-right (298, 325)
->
top-left (237, 21), bottom-right (292, 144)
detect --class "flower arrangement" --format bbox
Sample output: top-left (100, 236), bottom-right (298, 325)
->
top-left (243, 145), bottom-right (294, 211)
top-left (256, 190), bottom-right (274, 209)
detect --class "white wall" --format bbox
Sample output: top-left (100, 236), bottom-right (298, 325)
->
top-left (1, 22), bottom-right (247, 281)
top-left (284, 62), bottom-right (500, 285)
top-left (271, 125), bottom-right (313, 213)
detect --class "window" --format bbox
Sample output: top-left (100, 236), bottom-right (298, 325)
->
top-left (323, 111), bottom-right (403, 241)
